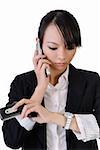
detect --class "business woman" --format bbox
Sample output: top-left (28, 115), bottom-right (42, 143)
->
top-left (2, 9), bottom-right (100, 150)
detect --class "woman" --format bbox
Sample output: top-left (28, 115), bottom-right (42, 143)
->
top-left (2, 9), bottom-right (100, 150)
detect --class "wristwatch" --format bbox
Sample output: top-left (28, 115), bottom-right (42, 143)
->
top-left (64, 112), bottom-right (74, 130)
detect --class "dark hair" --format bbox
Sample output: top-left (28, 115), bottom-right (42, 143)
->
top-left (38, 9), bottom-right (81, 50)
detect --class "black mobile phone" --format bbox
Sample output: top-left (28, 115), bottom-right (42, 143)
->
top-left (0, 101), bottom-right (37, 121)
top-left (36, 39), bottom-right (51, 77)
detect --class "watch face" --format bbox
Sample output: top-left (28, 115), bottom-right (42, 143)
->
top-left (65, 112), bottom-right (73, 118)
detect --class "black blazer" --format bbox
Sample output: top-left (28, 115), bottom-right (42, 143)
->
top-left (2, 64), bottom-right (100, 150)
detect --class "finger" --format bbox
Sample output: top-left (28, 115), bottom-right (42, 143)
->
top-left (12, 98), bottom-right (30, 109)
top-left (33, 51), bottom-right (45, 58)
top-left (32, 115), bottom-right (41, 123)
top-left (33, 55), bottom-right (46, 69)
top-left (32, 117), bottom-right (37, 122)
top-left (20, 104), bottom-right (29, 118)
top-left (41, 63), bottom-right (50, 74)
top-left (34, 49), bottom-right (38, 56)
top-left (37, 59), bottom-right (52, 70)
top-left (25, 106), bottom-right (38, 117)
top-left (20, 102), bottom-right (35, 118)
top-left (21, 101), bottom-right (38, 118)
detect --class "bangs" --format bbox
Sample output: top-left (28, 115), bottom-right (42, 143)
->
top-left (53, 14), bottom-right (81, 50)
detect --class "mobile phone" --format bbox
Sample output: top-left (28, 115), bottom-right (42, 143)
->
top-left (36, 39), bottom-right (51, 77)
top-left (0, 102), bottom-right (37, 121)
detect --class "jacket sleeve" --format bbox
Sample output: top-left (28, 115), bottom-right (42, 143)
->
top-left (94, 73), bottom-right (100, 128)
top-left (74, 73), bottom-right (100, 141)
top-left (2, 75), bottom-right (32, 149)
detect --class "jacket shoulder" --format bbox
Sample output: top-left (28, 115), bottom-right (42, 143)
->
top-left (70, 64), bottom-right (99, 79)
top-left (16, 70), bottom-right (36, 77)
top-left (77, 68), bottom-right (100, 81)
top-left (11, 70), bottom-right (37, 88)
top-left (15, 70), bottom-right (36, 80)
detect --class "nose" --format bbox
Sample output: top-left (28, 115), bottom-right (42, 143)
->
top-left (57, 48), bottom-right (66, 60)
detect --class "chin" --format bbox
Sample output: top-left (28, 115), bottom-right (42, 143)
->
top-left (55, 65), bottom-right (67, 73)
top-left (51, 63), bottom-right (68, 74)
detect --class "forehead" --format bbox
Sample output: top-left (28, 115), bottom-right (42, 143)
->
top-left (43, 23), bottom-right (64, 43)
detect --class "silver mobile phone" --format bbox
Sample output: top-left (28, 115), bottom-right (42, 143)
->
top-left (36, 39), bottom-right (51, 77)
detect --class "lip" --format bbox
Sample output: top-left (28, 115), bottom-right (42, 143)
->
top-left (55, 63), bottom-right (66, 67)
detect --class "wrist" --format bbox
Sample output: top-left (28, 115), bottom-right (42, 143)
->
top-left (30, 86), bottom-right (46, 103)
top-left (70, 115), bottom-right (80, 133)
top-left (37, 83), bottom-right (47, 91)
top-left (64, 112), bottom-right (74, 130)
top-left (49, 112), bottom-right (66, 127)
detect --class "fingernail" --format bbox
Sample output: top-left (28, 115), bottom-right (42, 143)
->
top-left (32, 117), bottom-right (36, 122)
top-left (20, 115), bottom-right (24, 119)
top-left (12, 105), bottom-right (16, 109)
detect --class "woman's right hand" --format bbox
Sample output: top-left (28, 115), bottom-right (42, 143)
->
top-left (33, 50), bottom-right (51, 90)
top-left (29, 50), bottom-right (52, 104)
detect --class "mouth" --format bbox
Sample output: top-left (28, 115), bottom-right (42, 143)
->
top-left (54, 63), bottom-right (67, 67)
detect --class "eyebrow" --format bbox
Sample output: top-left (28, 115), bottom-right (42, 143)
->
top-left (47, 41), bottom-right (59, 45)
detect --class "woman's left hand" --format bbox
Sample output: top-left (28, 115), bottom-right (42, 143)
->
top-left (22, 103), bottom-right (52, 124)
top-left (13, 98), bottom-right (68, 127)
top-left (13, 98), bottom-right (52, 124)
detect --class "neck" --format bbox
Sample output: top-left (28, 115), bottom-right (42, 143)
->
top-left (49, 76), bottom-right (59, 86)
top-left (49, 69), bottom-right (66, 86)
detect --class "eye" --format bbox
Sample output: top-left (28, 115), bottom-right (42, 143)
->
top-left (48, 46), bottom-right (57, 50)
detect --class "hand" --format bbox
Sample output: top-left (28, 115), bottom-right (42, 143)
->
top-left (13, 98), bottom-right (72, 127)
top-left (13, 98), bottom-right (52, 124)
top-left (33, 50), bottom-right (51, 90)
top-left (24, 104), bottom-right (52, 124)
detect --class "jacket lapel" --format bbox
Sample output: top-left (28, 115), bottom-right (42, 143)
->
top-left (66, 64), bottom-right (87, 113)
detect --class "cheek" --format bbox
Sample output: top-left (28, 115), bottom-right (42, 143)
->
top-left (43, 49), bottom-right (56, 61)
top-left (46, 52), bottom-right (55, 61)
top-left (66, 52), bottom-right (76, 62)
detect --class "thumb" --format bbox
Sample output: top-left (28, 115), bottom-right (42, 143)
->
top-left (32, 117), bottom-right (37, 122)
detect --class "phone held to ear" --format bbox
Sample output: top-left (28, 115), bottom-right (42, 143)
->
top-left (36, 39), bottom-right (51, 77)
top-left (0, 102), bottom-right (37, 121)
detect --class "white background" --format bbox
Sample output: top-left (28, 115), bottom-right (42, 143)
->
top-left (0, 0), bottom-right (100, 149)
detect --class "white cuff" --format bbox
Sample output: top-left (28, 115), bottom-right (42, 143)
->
top-left (73, 114), bottom-right (100, 142)
top-left (15, 115), bottom-right (36, 131)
